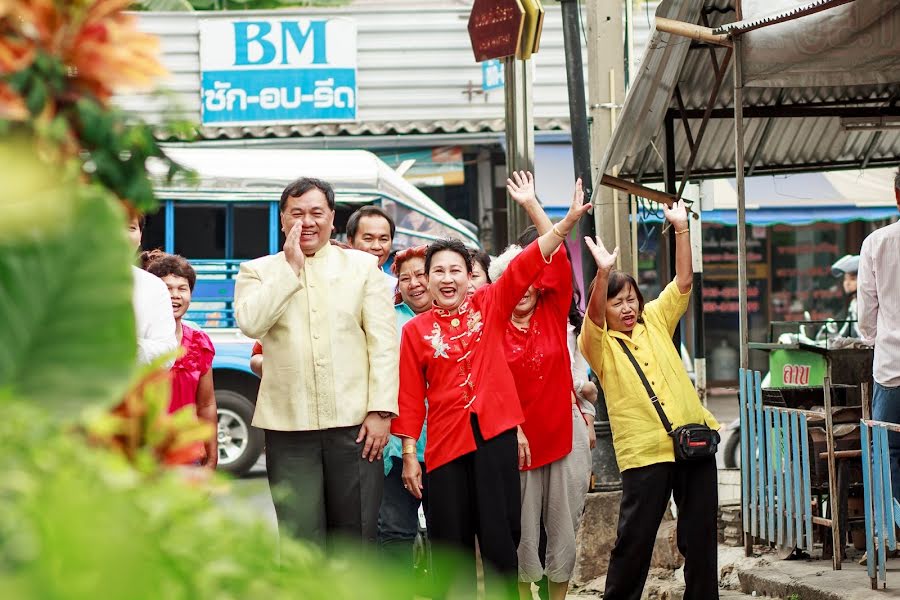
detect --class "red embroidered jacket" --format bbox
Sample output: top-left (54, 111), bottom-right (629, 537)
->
top-left (392, 241), bottom-right (554, 472)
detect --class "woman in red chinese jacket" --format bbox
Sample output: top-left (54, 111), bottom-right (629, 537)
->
top-left (494, 172), bottom-right (593, 600)
top-left (391, 183), bottom-right (590, 599)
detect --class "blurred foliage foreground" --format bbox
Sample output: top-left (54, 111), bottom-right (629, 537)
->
top-left (0, 143), bottom-right (499, 600)
top-left (0, 143), bottom-right (426, 600)
top-left (0, 3), bottom-right (501, 598)
top-left (0, 0), bottom-right (512, 600)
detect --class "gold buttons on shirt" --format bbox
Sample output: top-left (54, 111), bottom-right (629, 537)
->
top-left (451, 318), bottom-right (460, 327)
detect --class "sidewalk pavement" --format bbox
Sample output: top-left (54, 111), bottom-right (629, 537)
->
top-left (732, 549), bottom-right (900, 599)
top-left (568, 543), bottom-right (900, 599)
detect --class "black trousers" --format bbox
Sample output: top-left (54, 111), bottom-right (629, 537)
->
top-left (425, 415), bottom-right (521, 600)
top-left (264, 426), bottom-right (383, 550)
top-left (604, 457), bottom-right (719, 600)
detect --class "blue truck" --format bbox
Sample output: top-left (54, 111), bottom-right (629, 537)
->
top-left (149, 147), bottom-right (480, 475)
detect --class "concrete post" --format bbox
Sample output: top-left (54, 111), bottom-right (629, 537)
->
top-left (586, 0), bottom-right (631, 273)
top-left (504, 56), bottom-right (535, 245)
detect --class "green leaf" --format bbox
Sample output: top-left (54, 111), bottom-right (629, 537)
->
top-left (24, 78), bottom-right (47, 116)
top-left (0, 149), bottom-right (137, 417)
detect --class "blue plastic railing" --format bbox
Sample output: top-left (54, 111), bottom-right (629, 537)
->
top-left (861, 418), bottom-right (900, 589)
top-left (186, 259), bottom-right (244, 329)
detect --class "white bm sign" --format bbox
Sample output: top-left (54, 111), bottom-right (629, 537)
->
top-left (199, 18), bottom-right (358, 125)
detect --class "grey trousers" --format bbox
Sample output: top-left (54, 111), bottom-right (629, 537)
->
top-left (264, 426), bottom-right (383, 550)
top-left (517, 405), bottom-right (592, 583)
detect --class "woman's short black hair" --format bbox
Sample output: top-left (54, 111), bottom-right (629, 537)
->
top-left (144, 252), bottom-right (198, 292)
top-left (425, 239), bottom-right (472, 274)
top-left (280, 177), bottom-right (335, 212)
top-left (469, 249), bottom-right (492, 283)
top-left (607, 270), bottom-right (645, 321)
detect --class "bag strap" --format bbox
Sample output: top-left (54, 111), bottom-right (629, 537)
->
top-left (616, 339), bottom-right (674, 434)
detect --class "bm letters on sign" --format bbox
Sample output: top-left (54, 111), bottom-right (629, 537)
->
top-left (232, 21), bottom-right (328, 66)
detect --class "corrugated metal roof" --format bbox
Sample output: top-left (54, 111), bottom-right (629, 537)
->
top-left (603, 0), bottom-right (900, 183)
top-left (181, 117), bottom-right (568, 141)
top-left (118, 5), bottom-right (587, 141)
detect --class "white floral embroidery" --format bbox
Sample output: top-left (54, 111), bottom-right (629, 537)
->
top-left (425, 322), bottom-right (450, 359)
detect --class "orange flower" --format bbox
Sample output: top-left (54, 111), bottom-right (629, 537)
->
top-left (0, 0), bottom-right (166, 103)
top-left (0, 82), bottom-right (27, 119)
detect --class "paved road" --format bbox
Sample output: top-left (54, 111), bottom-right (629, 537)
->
top-left (224, 395), bottom-right (754, 599)
top-left (228, 389), bottom-right (745, 528)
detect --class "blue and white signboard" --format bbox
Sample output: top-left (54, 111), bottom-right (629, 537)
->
top-left (199, 18), bottom-right (357, 125)
top-left (481, 59), bottom-right (504, 92)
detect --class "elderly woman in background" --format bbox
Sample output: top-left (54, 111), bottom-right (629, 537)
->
top-left (515, 224), bottom-right (597, 449)
top-left (392, 186), bottom-right (590, 599)
top-left (493, 172), bottom-right (592, 600)
top-left (144, 251), bottom-right (218, 469)
top-left (378, 245), bottom-right (432, 566)
top-left (579, 200), bottom-right (720, 600)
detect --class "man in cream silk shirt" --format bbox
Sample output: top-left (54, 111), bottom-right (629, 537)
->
top-left (234, 177), bottom-right (399, 547)
top-left (858, 168), bottom-right (900, 502)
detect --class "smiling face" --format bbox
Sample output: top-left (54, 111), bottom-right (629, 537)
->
top-left (160, 274), bottom-right (192, 321)
top-left (470, 261), bottom-right (489, 292)
top-left (397, 256), bottom-right (431, 314)
top-left (350, 214), bottom-right (393, 268)
top-left (605, 282), bottom-right (641, 334)
top-left (427, 250), bottom-right (472, 311)
top-left (280, 188), bottom-right (335, 256)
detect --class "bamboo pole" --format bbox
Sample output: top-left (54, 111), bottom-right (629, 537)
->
top-left (655, 17), bottom-right (733, 47)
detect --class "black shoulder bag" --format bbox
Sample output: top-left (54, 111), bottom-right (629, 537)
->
top-left (616, 339), bottom-right (719, 461)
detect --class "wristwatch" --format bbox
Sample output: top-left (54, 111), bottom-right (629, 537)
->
top-left (377, 411), bottom-right (393, 419)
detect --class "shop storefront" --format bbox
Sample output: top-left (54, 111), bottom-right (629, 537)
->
top-left (635, 169), bottom-right (898, 384)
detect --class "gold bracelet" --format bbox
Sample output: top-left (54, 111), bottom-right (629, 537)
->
top-left (402, 445), bottom-right (416, 455)
top-left (674, 228), bottom-right (690, 235)
top-left (551, 225), bottom-right (566, 238)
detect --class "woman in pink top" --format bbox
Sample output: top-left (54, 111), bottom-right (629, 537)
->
top-left (144, 251), bottom-right (218, 469)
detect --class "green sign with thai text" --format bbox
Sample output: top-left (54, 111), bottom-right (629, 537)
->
top-left (768, 349), bottom-right (827, 387)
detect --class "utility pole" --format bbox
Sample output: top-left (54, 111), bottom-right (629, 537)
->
top-left (504, 56), bottom-right (535, 243)
top-left (586, 0), bottom-right (630, 273)
top-left (559, 0), bottom-right (595, 288)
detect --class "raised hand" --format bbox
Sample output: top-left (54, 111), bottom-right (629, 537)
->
top-left (584, 235), bottom-right (619, 274)
top-left (506, 170), bottom-right (537, 207)
top-left (662, 199), bottom-right (689, 230)
top-left (284, 221), bottom-right (305, 276)
top-left (555, 178), bottom-right (591, 237)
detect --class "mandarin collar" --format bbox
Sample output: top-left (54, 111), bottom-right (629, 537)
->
top-left (305, 240), bottom-right (333, 261)
top-left (433, 293), bottom-right (473, 318)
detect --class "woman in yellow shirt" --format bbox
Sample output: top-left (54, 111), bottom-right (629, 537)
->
top-left (578, 199), bottom-right (720, 600)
